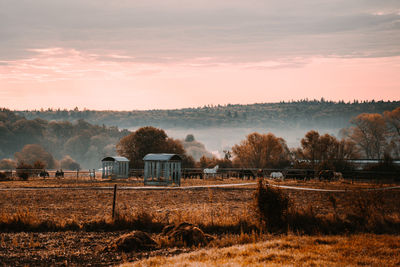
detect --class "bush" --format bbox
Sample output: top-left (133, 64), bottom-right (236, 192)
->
top-left (0, 172), bottom-right (9, 181)
top-left (253, 179), bottom-right (290, 230)
top-left (16, 162), bottom-right (33, 180)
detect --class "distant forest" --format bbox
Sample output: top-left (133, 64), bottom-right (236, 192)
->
top-left (0, 109), bottom-right (129, 169)
top-left (1, 100), bottom-right (400, 171)
top-left (15, 100), bottom-right (400, 129)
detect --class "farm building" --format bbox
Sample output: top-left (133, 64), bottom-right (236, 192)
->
top-left (101, 156), bottom-right (130, 178)
top-left (143, 153), bottom-right (182, 186)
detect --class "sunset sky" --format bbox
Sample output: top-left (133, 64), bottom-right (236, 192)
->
top-left (1, 0), bottom-right (399, 110)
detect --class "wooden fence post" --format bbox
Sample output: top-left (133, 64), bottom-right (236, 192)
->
top-left (112, 184), bottom-right (117, 219)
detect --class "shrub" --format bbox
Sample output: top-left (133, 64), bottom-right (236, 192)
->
top-left (0, 172), bottom-right (8, 180)
top-left (16, 162), bottom-right (33, 180)
top-left (253, 179), bottom-right (290, 230)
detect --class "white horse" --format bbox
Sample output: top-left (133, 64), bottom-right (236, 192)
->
top-left (204, 165), bottom-right (219, 178)
top-left (270, 172), bottom-right (284, 179)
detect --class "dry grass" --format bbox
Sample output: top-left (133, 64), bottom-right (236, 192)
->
top-left (0, 177), bottom-right (256, 188)
top-left (126, 234), bottom-right (400, 267)
top-left (0, 178), bottom-right (399, 265)
top-left (0, 179), bottom-right (399, 234)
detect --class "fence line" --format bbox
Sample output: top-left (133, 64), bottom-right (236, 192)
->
top-left (0, 183), bottom-right (399, 192)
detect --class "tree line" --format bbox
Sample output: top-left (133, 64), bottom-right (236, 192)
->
top-left (0, 106), bottom-right (399, 174)
top-left (117, 107), bottom-right (400, 172)
top-left (15, 100), bottom-right (399, 129)
top-left (0, 108), bottom-right (129, 170)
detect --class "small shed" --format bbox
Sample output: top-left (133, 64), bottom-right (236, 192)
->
top-left (101, 156), bottom-right (130, 178)
top-left (143, 153), bottom-right (182, 186)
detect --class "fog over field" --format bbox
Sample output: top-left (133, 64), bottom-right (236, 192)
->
top-left (15, 100), bottom-right (398, 163)
top-left (164, 126), bottom-right (338, 157)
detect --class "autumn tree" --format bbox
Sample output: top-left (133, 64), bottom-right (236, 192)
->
top-left (116, 126), bottom-right (193, 168)
top-left (198, 155), bottom-right (233, 168)
top-left (232, 132), bottom-right (290, 168)
top-left (14, 144), bottom-right (57, 169)
top-left (348, 113), bottom-right (388, 159)
top-left (384, 107), bottom-right (400, 137)
top-left (384, 107), bottom-right (400, 158)
top-left (299, 131), bottom-right (359, 171)
top-left (300, 130), bottom-right (320, 168)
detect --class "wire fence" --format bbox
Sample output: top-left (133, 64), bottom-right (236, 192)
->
top-left (1, 167), bottom-right (398, 183)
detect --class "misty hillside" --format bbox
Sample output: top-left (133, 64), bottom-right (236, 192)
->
top-left (0, 109), bottom-right (130, 169)
top-left (15, 100), bottom-right (399, 130)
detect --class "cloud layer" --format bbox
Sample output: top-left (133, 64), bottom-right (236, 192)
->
top-left (1, 0), bottom-right (400, 63)
top-left (0, 0), bottom-right (399, 110)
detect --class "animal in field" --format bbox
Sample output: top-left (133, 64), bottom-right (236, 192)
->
top-left (39, 170), bottom-right (49, 178)
top-left (238, 169), bottom-right (256, 180)
top-left (318, 170), bottom-right (334, 181)
top-left (55, 169), bottom-right (64, 178)
top-left (334, 172), bottom-right (343, 180)
top-left (270, 172), bottom-right (284, 179)
top-left (203, 165), bottom-right (219, 178)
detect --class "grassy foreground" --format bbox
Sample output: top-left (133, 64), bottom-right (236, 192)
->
top-left (125, 234), bottom-right (400, 266)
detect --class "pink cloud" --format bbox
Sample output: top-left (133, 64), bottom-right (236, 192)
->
top-left (0, 48), bottom-right (399, 110)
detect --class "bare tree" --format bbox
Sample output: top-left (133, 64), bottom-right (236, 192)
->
top-left (349, 113), bottom-right (387, 159)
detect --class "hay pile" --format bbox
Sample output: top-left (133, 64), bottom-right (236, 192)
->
top-left (163, 222), bottom-right (214, 246)
top-left (112, 231), bottom-right (157, 252)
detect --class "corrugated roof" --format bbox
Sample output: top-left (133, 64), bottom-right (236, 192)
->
top-left (143, 153), bottom-right (182, 161)
top-left (101, 156), bottom-right (129, 162)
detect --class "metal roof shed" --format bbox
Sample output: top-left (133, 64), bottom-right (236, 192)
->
top-left (101, 156), bottom-right (129, 178)
top-left (143, 153), bottom-right (182, 186)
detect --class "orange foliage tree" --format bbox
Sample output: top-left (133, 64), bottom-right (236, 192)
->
top-left (14, 144), bottom-right (57, 169)
top-left (116, 126), bottom-right (194, 168)
top-left (298, 131), bottom-right (359, 171)
top-left (384, 107), bottom-right (400, 158)
top-left (349, 113), bottom-right (388, 159)
top-left (232, 132), bottom-right (290, 168)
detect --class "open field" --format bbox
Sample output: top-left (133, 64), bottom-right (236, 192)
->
top-left (126, 234), bottom-right (400, 267)
top-left (1, 232), bottom-right (399, 266)
top-left (0, 178), bottom-right (399, 265)
top-left (1, 178), bottom-right (399, 222)
top-left (0, 176), bottom-right (257, 189)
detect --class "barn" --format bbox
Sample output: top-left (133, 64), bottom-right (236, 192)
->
top-left (101, 156), bottom-right (130, 178)
top-left (143, 153), bottom-right (182, 186)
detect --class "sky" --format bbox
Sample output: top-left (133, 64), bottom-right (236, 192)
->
top-left (0, 0), bottom-right (399, 110)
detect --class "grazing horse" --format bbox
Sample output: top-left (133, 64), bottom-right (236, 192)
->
top-left (318, 170), bottom-right (334, 181)
top-left (55, 169), bottom-right (64, 178)
top-left (203, 165), bottom-right (219, 178)
top-left (39, 170), bottom-right (49, 178)
top-left (270, 172), bottom-right (284, 179)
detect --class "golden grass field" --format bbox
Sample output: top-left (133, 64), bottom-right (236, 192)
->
top-left (127, 234), bottom-right (400, 267)
top-left (0, 177), bottom-right (399, 265)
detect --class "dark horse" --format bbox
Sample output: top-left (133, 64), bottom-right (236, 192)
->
top-left (55, 169), bottom-right (64, 178)
top-left (318, 170), bottom-right (334, 181)
top-left (39, 170), bottom-right (49, 178)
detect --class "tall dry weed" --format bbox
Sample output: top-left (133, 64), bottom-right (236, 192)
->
top-left (253, 179), bottom-right (290, 231)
